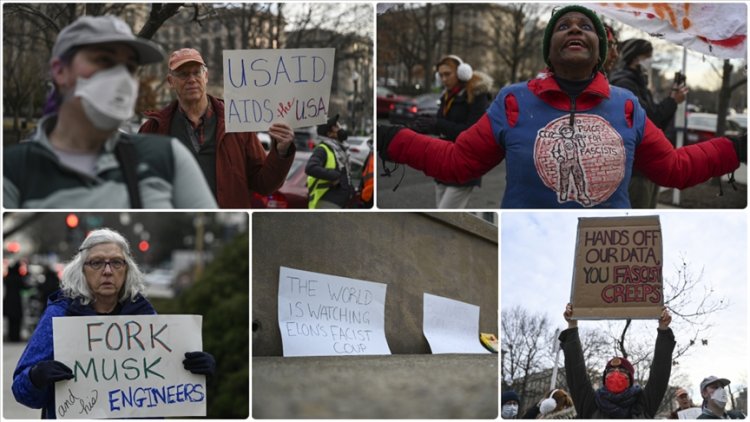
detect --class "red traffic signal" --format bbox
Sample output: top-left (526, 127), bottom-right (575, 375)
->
top-left (65, 213), bottom-right (79, 228)
top-left (138, 240), bottom-right (150, 252)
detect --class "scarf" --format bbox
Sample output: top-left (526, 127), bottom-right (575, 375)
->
top-left (594, 385), bottom-right (642, 418)
top-left (440, 85), bottom-right (464, 116)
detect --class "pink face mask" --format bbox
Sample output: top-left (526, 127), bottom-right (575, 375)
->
top-left (605, 371), bottom-right (630, 394)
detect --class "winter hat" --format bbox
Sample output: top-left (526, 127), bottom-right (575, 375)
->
top-left (618, 38), bottom-right (653, 67)
top-left (317, 114), bottom-right (340, 136)
top-left (542, 5), bottom-right (608, 71)
top-left (502, 390), bottom-right (521, 406)
top-left (603, 356), bottom-right (635, 385)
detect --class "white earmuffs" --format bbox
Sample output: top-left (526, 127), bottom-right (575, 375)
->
top-left (539, 389), bottom-right (559, 415)
top-left (450, 55), bottom-right (473, 81)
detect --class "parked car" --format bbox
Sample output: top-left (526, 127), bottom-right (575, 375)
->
top-left (377, 86), bottom-right (410, 118)
top-left (728, 114), bottom-right (747, 130)
top-left (344, 136), bottom-right (372, 164)
top-left (388, 92), bottom-right (441, 125)
top-left (251, 151), bottom-right (312, 208)
top-left (686, 112), bottom-right (742, 144)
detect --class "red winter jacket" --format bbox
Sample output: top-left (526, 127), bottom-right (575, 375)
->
top-left (388, 71), bottom-right (739, 198)
top-left (140, 95), bottom-right (294, 208)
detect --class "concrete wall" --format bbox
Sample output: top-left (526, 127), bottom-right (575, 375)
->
top-left (252, 212), bottom-right (498, 356)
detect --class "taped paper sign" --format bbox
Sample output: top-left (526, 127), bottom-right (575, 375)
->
top-left (52, 315), bottom-right (205, 419)
top-left (571, 216), bottom-right (663, 320)
top-left (223, 48), bottom-right (335, 132)
top-left (423, 293), bottom-right (490, 354)
top-left (278, 266), bottom-right (391, 357)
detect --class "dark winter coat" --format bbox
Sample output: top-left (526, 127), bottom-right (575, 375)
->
top-left (12, 290), bottom-right (156, 419)
top-left (558, 327), bottom-right (675, 419)
top-left (434, 72), bottom-right (493, 187)
top-left (609, 66), bottom-right (678, 131)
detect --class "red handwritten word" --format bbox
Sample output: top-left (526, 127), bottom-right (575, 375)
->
top-left (277, 99), bottom-right (295, 118)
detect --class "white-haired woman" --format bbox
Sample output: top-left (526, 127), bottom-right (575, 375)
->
top-left (12, 228), bottom-right (215, 418)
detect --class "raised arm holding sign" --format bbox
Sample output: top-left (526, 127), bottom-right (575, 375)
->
top-left (559, 303), bottom-right (675, 418)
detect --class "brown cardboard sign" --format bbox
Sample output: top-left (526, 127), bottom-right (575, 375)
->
top-left (571, 216), bottom-right (663, 319)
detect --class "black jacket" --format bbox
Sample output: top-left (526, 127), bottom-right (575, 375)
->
top-left (609, 67), bottom-right (678, 131)
top-left (433, 85), bottom-right (491, 187)
top-left (559, 327), bottom-right (676, 419)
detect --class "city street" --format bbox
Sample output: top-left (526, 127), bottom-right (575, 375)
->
top-left (377, 160), bottom-right (507, 209)
top-left (3, 341), bottom-right (39, 419)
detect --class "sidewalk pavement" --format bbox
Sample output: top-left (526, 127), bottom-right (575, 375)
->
top-left (253, 354), bottom-right (498, 419)
top-left (3, 341), bottom-right (39, 419)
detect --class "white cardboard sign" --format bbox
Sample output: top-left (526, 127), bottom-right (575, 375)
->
top-left (222, 48), bottom-right (335, 132)
top-left (52, 315), bottom-right (205, 419)
top-left (423, 293), bottom-right (489, 354)
top-left (278, 266), bottom-right (391, 357)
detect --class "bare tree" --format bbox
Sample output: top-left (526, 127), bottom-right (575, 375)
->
top-left (482, 3), bottom-right (548, 85)
top-left (501, 305), bottom-right (554, 402)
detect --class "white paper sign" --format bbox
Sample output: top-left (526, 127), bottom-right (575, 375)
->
top-left (52, 315), bottom-right (206, 419)
top-left (278, 266), bottom-right (391, 357)
top-left (222, 48), bottom-right (335, 132)
top-left (677, 407), bottom-right (702, 419)
top-left (423, 293), bottom-right (489, 354)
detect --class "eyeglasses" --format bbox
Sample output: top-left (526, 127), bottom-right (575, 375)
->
top-left (171, 67), bottom-right (206, 80)
top-left (84, 259), bottom-right (127, 270)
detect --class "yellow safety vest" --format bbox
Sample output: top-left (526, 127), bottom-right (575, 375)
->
top-left (307, 143), bottom-right (337, 209)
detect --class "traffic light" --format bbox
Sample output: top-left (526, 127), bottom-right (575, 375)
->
top-left (138, 240), bottom-right (150, 252)
top-left (66, 213), bottom-right (79, 229)
top-left (6, 241), bottom-right (21, 254)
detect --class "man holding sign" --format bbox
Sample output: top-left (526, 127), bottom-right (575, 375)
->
top-left (558, 303), bottom-right (675, 418)
top-left (140, 48), bottom-right (295, 208)
top-left (12, 229), bottom-right (215, 418)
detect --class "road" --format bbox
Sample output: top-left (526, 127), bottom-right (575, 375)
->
top-left (3, 341), bottom-right (39, 419)
top-left (377, 160), bottom-right (507, 209)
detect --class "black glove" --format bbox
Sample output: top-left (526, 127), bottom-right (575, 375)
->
top-left (728, 132), bottom-right (747, 163)
top-left (377, 124), bottom-right (405, 162)
top-left (29, 360), bottom-right (74, 389)
top-left (183, 351), bottom-right (216, 376)
top-left (408, 115), bottom-right (437, 134)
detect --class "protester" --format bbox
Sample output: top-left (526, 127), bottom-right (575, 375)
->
top-left (411, 55), bottom-right (493, 208)
top-left (501, 390), bottom-right (521, 419)
top-left (360, 140), bottom-right (375, 208)
top-left (602, 24), bottom-right (619, 76)
top-left (3, 261), bottom-right (26, 342)
top-left (3, 16), bottom-right (217, 209)
top-left (378, 5), bottom-right (745, 208)
top-left (669, 387), bottom-right (699, 419)
top-left (697, 376), bottom-right (746, 419)
top-left (139, 48), bottom-right (295, 208)
top-left (610, 38), bottom-right (689, 208)
top-left (11, 229), bottom-right (216, 418)
top-left (559, 303), bottom-right (674, 418)
top-left (306, 114), bottom-right (355, 208)
top-left (537, 388), bottom-right (577, 419)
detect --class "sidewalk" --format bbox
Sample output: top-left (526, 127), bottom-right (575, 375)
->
top-left (253, 354), bottom-right (498, 419)
top-left (3, 341), bottom-right (39, 419)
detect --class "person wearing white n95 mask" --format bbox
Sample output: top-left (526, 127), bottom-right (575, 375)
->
top-left (697, 376), bottom-right (746, 419)
top-left (74, 64), bottom-right (139, 131)
top-left (3, 15), bottom-right (217, 209)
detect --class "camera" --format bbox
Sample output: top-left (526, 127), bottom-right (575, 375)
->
top-left (674, 71), bottom-right (686, 86)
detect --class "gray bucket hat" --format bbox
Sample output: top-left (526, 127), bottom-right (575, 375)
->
top-left (51, 15), bottom-right (164, 65)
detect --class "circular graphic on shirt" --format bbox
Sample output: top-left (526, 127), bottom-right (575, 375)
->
top-left (533, 114), bottom-right (625, 207)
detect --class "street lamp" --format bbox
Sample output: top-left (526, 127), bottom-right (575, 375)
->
top-left (351, 71), bottom-right (360, 135)
top-left (434, 18), bottom-right (446, 89)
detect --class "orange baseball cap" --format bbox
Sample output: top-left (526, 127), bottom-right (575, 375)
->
top-left (168, 48), bottom-right (205, 70)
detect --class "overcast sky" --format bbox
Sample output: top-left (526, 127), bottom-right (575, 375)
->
top-left (501, 211), bottom-right (748, 403)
